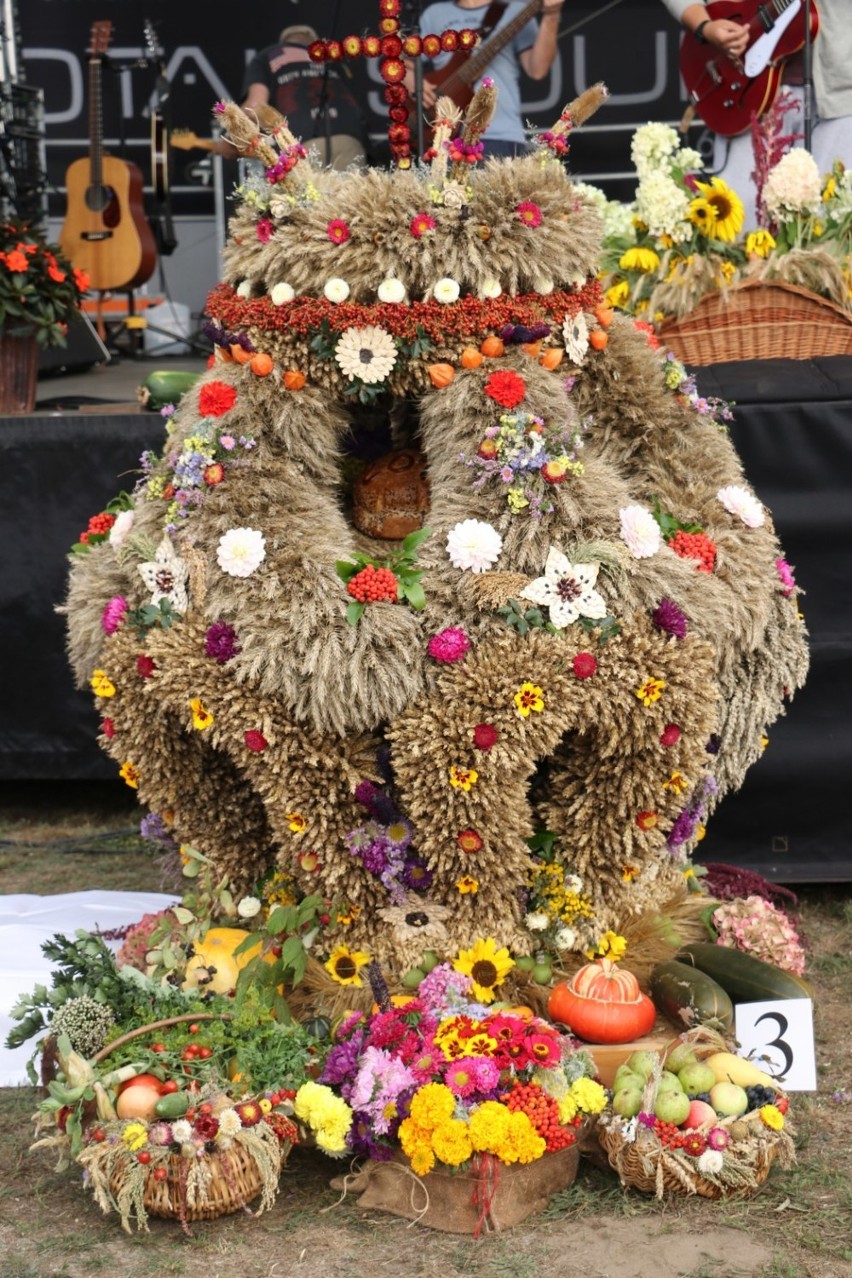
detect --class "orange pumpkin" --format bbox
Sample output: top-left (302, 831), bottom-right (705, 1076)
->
top-left (428, 362), bottom-right (455, 388)
top-left (480, 335), bottom-right (504, 358)
top-left (594, 304), bottom-right (614, 328)
top-left (230, 344), bottom-right (253, 364)
top-left (589, 329), bottom-right (609, 351)
top-left (547, 959), bottom-right (656, 1044)
top-left (217, 347), bottom-right (233, 363)
top-left (460, 346), bottom-right (483, 369)
top-left (520, 340), bottom-right (542, 358)
top-left (539, 347), bottom-right (564, 371)
top-left (283, 369), bottom-right (306, 391)
top-left (250, 353), bottom-right (274, 377)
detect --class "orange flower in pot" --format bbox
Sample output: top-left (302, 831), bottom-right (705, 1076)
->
top-left (547, 958), bottom-right (656, 1043)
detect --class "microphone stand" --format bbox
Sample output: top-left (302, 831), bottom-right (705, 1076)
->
top-left (801, 0), bottom-right (814, 151)
top-left (404, 0), bottom-right (426, 160)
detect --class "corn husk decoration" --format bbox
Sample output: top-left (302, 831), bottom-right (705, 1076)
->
top-left (429, 95), bottom-right (463, 187)
top-left (539, 82), bottom-right (609, 158)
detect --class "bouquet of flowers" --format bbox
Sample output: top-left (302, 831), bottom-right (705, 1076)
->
top-left (295, 963), bottom-right (607, 1175)
top-left (0, 219), bottom-right (89, 346)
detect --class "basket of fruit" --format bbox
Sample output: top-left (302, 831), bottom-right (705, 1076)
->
top-left (595, 1034), bottom-right (795, 1198)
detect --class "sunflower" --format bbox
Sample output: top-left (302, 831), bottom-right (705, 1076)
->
top-left (618, 246), bottom-right (660, 273)
top-left (453, 937), bottom-right (514, 1003)
top-left (687, 197), bottom-right (717, 235)
top-left (334, 325), bottom-right (398, 385)
top-left (693, 177), bottom-right (744, 242)
top-left (324, 944), bottom-right (371, 986)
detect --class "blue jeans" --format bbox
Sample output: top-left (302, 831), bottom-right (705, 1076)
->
top-left (484, 140), bottom-right (530, 158)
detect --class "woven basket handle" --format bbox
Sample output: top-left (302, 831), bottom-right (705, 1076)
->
top-left (90, 1011), bottom-right (230, 1065)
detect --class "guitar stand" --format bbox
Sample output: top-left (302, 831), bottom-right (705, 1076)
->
top-left (92, 291), bottom-right (210, 360)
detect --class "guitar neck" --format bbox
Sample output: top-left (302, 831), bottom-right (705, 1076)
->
top-left (461, 0), bottom-right (544, 85)
top-left (89, 54), bottom-right (104, 186)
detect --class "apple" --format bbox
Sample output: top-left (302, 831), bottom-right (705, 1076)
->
top-left (710, 1081), bottom-right (749, 1117)
top-left (683, 1099), bottom-right (717, 1130)
top-left (656, 1071), bottom-right (684, 1093)
top-left (612, 1087), bottom-right (643, 1118)
top-left (626, 1050), bottom-right (658, 1081)
top-left (665, 1044), bottom-right (698, 1075)
top-left (678, 1063), bottom-right (717, 1096)
top-left (654, 1089), bottom-right (690, 1125)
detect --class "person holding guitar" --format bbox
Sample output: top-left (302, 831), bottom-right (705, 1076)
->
top-left (663, 0), bottom-right (852, 225)
top-left (414, 0), bottom-right (566, 157)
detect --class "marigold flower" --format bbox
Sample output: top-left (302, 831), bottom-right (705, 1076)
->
top-left (189, 697), bottom-right (213, 730)
top-left (119, 761), bottom-right (140, 789)
top-left (455, 874), bottom-right (479, 894)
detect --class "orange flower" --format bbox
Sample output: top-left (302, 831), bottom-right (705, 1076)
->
top-left (4, 249), bottom-right (29, 272)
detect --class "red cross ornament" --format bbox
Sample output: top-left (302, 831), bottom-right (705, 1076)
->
top-left (307, 0), bottom-right (476, 165)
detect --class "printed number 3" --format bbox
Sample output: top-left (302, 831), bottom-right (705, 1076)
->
top-left (754, 1011), bottom-right (793, 1077)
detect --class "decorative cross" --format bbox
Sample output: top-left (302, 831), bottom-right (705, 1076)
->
top-left (306, 0), bottom-right (477, 166)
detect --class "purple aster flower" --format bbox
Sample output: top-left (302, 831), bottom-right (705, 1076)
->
top-left (347, 1112), bottom-right (392, 1161)
top-left (360, 841), bottom-right (391, 876)
top-left (353, 779), bottom-right (399, 825)
top-left (652, 597), bottom-right (688, 639)
top-left (320, 1036), bottom-right (364, 1086)
top-left (401, 859), bottom-right (433, 893)
top-left (668, 808), bottom-right (696, 848)
top-left (204, 620), bottom-right (240, 663)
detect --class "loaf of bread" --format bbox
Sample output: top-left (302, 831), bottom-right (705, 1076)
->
top-left (353, 448), bottom-right (430, 540)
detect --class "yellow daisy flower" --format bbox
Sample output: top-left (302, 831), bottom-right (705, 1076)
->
top-left (286, 812), bottom-right (306, 834)
top-left (605, 279), bottom-right (630, 309)
top-left (663, 771), bottom-right (688, 795)
top-left (455, 874), bottom-right (479, 894)
top-left (687, 197), bottom-right (717, 234)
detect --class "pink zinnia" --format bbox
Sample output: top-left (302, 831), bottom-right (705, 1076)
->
top-left (101, 595), bottom-right (128, 635)
top-left (427, 626), bottom-right (471, 663)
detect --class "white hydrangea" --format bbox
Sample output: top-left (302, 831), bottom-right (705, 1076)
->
top-left (571, 180), bottom-right (609, 216)
top-left (602, 200), bottom-right (638, 243)
top-left (635, 172), bottom-right (691, 241)
top-left (764, 149), bottom-right (822, 221)
top-left (631, 123), bottom-right (680, 182)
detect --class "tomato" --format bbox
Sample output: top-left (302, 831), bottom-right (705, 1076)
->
top-left (137, 1151), bottom-right (152, 1164)
top-left (197, 1046), bottom-right (213, 1060)
top-left (161, 1080), bottom-right (179, 1094)
top-left (150, 1042), bottom-right (166, 1053)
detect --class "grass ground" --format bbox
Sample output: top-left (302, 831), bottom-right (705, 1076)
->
top-left (1, 783), bottom-right (850, 1278)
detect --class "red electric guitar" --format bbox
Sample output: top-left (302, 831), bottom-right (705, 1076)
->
top-left (679, 0), bottom-right (820, 137)
top-left (60, 20), bottom-right (157, 290)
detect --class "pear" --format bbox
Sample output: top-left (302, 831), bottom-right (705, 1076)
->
top-left (626, 1050), bottom-right (658, 1081)
top-left (612, 1087), bottom-right (643, 1119)
top-left (656, 1071), bottom-right (684, 1093)
top-left (678, 1062), bottom-right (717, 1095)
top-left (613, 1067), bottom-right (646, 1093)
top-left (665, 1043), bottom-right (699, 1074)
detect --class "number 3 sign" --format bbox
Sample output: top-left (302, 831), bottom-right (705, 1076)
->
top-left (735, 999), bottom-right (817, 1091)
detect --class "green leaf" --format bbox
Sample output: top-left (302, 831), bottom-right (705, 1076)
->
top-left (171, 907), bottom-right (195, 925)
top-left (266, 906), bottom-right (294, 937)
top-left (402, 580), bottom-right (426, 610)
top-left (335, 559), bottom-right (358, 583)
top-left (278, 936), bottom-right (305, 970)
top-left (346, 601), bottom-right (366, 626)
top-left (401, 527), bottom-right (431, 555)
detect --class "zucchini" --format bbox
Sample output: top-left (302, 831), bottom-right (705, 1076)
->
top-left (676, 942), bottom-right (812, 1003)
top-left (650, 959), bottom-right (734, 1031)
top-left (138, 369), bottom-right (202, 411)
top-left (153, 1090), bottom-right (192, 1120)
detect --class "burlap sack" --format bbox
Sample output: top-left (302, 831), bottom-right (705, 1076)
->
top-left (330, 1144), bottom-right (581, 1234)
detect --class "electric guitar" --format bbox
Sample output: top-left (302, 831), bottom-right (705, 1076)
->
top-left (424, 0), bottom-right (546, 118)
top-left (59, 20), bottom-right (157, 291)
top-left (679, 0), bottom-right (820, 137)
top-left (145, 18), bottom-right (177, 256)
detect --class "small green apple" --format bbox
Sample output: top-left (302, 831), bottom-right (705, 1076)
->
top-left (613, 1068), bottom-right (646, 1093)
top-left (710, 1081), bottom-right (749, 1117)
top-left (665, 1043), bottom-right (699, 1074)
top-left (626, 1050), bottom-right (658, 1080)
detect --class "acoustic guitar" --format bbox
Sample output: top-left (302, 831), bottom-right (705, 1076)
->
top-left (60, 20), bottom-right (157, 291)
top-left (679, 0), bottom-right (819, 137)
top-left (169, 130), bottom-right (218, 153)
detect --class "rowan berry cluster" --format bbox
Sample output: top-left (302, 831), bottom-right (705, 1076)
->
top-left (501, 1081), bottom-right (576, 1152)
top-left (347, 565), bottom-right (399, 604)
top-left (653, 1118), bottom-right (687, 1148)
top-left (668, 530), bottom-right (717, 573)
top-left (79, 511), bottom-right (116, 543)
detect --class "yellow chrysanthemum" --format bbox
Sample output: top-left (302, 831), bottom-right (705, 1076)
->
top-left (514, 681), bottom-right (545, 718)
top-left (694, 177), bottom-right (745, 242)
top-left (121, 1121), bottom-right (148, 1152)
top-left (557, 1094), bottom-right (578, 1124)
top-left (399, 1117), bottom-right (432, 1157)
top-left (453, 937), bottom-right (514, 1003)
top-left (90, 669), bottom-right (116, 698)
top-left (619, 246), bottom-right (661, 273)
top-left (189, 697), bottom-right (213, 730)
top-left (323, 944), bottom-right (370, 987)
top-left (635, 676), bottom-right (665, 707)
top-left (505, 1110), bottom-right (546, 1164)
top-left (410, 1144), bottom-right (436, 1176)
top-left (746, 229), bottom-right (776, 258)
top-left (760, 1103), bottom-right (784, 1131)
top-left (605, 279), bottom-right (630, 309)
top-left (409, 1083), bottom-right (456, 1132)
top-left (119, 761), bottom-right (139, 789)
top-left (570, 1076), bottom-right (608, 1115)
top-left (431, 1117), bottom-right (473, 1167)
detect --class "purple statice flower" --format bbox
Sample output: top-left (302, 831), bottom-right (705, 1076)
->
top-left (174, 450), bottom-right (209, 488)
top-left (417, 963), bottom-right (474, 1013)
top-left (668, 808), bottom-right (697, 848)
top-left (320, 1034), bottom-right (364, 1088)
top-left (140, 449), bottom-right (158, 473)
top-left (361, 841), bottom-right (390, 876)
top-left (204, 620), bottom-right (241, 663)
top-left (160, 403), bottom-right (176, 419)
top-left (139, 811), bottom-right (179, 850)
top-left (652, 597), bottom-right (689, 639)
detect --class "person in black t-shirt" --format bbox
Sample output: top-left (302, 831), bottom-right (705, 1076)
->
top-left (241, 23), bottom-right (368, 170)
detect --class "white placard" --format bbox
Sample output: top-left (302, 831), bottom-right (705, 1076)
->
top-left (734, 998), bottom-right (817, 1092)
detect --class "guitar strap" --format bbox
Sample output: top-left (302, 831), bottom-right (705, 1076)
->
top-left (478, 1), bottom-right (510, 43)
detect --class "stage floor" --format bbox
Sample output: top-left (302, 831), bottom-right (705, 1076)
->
top-left (36, 352), bottom-right (207, 414)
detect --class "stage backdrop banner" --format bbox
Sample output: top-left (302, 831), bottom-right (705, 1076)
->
top-left (19, 0), bottom-right (707, 218)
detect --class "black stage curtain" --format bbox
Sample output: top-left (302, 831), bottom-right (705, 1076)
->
top-left (1, 360), bottom-right (850, 878)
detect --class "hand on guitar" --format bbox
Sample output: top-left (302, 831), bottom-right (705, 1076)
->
top-left (699, 17), bottom-right (750, 58)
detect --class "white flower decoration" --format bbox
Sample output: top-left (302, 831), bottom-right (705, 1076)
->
top-left (237, 895), bottom-right (262, 919)
top-left (324, 277), bottom-right (351, 303)
top-left (334, 325), bottom-right (398, 384)
top-left (619, 504), bottom-right (662, 558)
top-left (377, 277), bottom-right (407, 304)
top-left (479, 278), bottom-right (502, 299)
top-left (433, 277), bottom-right (461, 305)
top-left (563, 873), bottom-right (583, 894)
top-left (563, 311), bottom-right (589, 364)
top-left (270, 281), bottom-right (295, 305)
top-left (525, 911), bottom-right (550, 932)
top-left (446, 519), bottom-right (503, 573)
top-left (697, 1149), bottom-right (724, 1175)
top-left (217, 1108), bottom-right (242, 1137)
top-left (109, 509), bottom-right (135, 549)
top-left (235, 280), bottom-right (252, 299)
top-left (554, 926), bottom-right (577, 951)
top-left (217, 527), bottom-right (267, 578)
top-left (138, 536), bottom-right (189, 612)
top-left (534, 276), bottom-right (555, 296)
top-left (520, 547), bottom-right (607, 629)
top-left (172, 1119), bottom-right (193, 1142)
top-left (717, 484), bottom-right (765, 528)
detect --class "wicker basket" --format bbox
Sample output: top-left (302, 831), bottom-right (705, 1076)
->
top-left (596, 1114), bottom-right (794, 1199)
top-left (659, 280), bottom-right (852, 365)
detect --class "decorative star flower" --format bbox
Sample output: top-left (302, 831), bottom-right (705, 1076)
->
top-left (334, 325), bottom-right (398, 384)
top-left (562, 311), bottom-right (589, 364)
top-left (138, 536), bottom-right (189, 612)
top-left (519, 547), bottom-right (607, 629)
